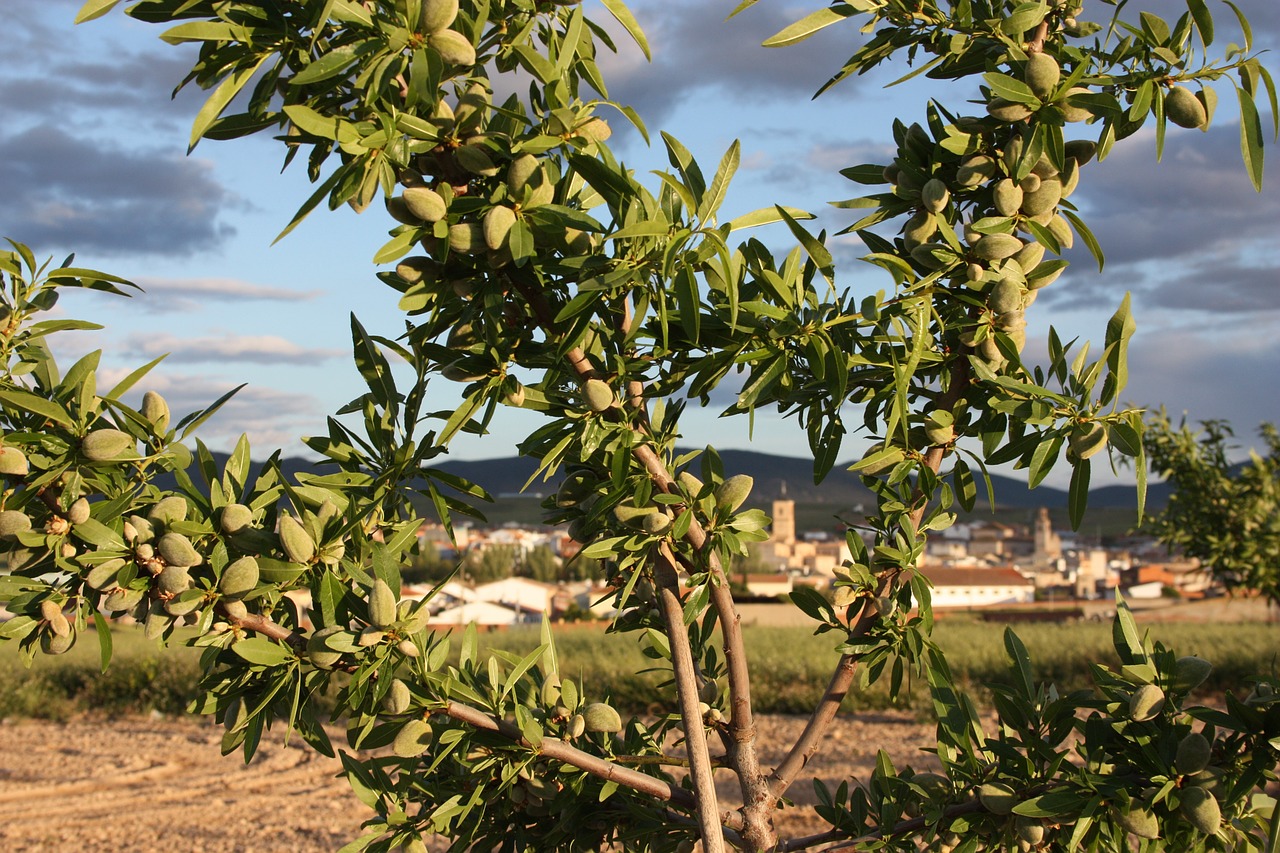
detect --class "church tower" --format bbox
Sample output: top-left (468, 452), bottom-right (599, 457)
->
top-left (772, 499), bottom-right (796, 545)
top-left (1033, 507), bottom-right (1061, 560)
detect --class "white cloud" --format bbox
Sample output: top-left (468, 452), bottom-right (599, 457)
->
top-left (122, 332), bottom-right (343, 364)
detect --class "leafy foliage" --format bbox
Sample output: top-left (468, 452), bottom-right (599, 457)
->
top-left (0, 0), bottom-right (1277, 850)
top-left (1144, 411), bottom-right (1280, 606)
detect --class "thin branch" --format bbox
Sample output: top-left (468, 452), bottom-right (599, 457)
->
top-left (218, 603), bottom-right (307, 653)
top-left (218, 604), bottom-right (704, 811)
top-left (505, 269), bottom-right (770, 840)
top-left (442, 700), bottom-right (700, 810)
top-left (656, 544), bottom-right (727, 853)
top-left (766, 652), bottom-right (859, 799)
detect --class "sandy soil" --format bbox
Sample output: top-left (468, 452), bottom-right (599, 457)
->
top-left (0, 712), bottom-right (941, 852)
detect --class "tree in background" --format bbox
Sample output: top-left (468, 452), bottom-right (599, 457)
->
top-left (0, 0), bottom-right (1277, 851)
top-left (1145, 411), bottom-right (1280, 607)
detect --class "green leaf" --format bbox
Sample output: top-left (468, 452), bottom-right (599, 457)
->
top-left (93, 611), bottom-right (113, 672)
top-left (190, 54), bottom-right (270, 150)
top-left (232, 637), bottom-right (296, 667)
top-left (726, 205), bottom-right (814, 232)
top-left (789, 586), bottom-right (836, 625)
top-left (178, 384), bottom-right (246, 440)
top-left (1003, 628), bottom-right (1034, 700)
top-left (290, 46), bottom-right (363, 86)
top-left (763, 6), bottom-right (855, 47)
top-left (1060, 210), bottom-right (1103, 271)
top-left (373, 228), bottom-right (418, 264)
top-left (1001, 1), bottom-right (1050, 36)
top-left (983, 72), bottom-right (1039, 105)
top-left (74, 0), bottom-right (122, 23)
top-left (1103, 293), bottom-right (1135, 400)
top-left (1112, 592), bottom-right (1148, 664)
top-left (104, 355), bottom-right (166, 401)
top-left (1186, 0), bottom-right (1214, 46)
top-left (776, 206), bottom-right (834, 286)
top-left (160, 21), bottom-right (238, 44)
top-left (0, 389), bottom-right (74, 427)
top-left (1222, 0), bottom-right (1253, 51)
top-left (698, 140), bottom-right (740, 224)
top-left (607, 220), bottom-right (670, 240)
top-left (1236, 83), bottom-right (1266, 192)
top-left (1027, 435), bottom-right (1063, 488)
top-left (1013, 789), bottom-right (1087, 817)
top-left (600, 0), bottom-right (650, 60)
top-left (283, 104), bottom-right (359, 144)
top-left (1068, 457), bottom-right (1090, 530)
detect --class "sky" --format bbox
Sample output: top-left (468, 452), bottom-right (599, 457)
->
top-left (1, 0), bottom-right (1276, 490)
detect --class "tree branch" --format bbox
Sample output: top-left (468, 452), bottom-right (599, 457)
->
top-left (656, 544), bottom-right (727, 853)
top-left (505, 268), bottom-right (770, 838)
top-left (441, 700), bottom-right (700, 811)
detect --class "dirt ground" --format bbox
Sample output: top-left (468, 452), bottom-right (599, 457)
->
top-left (0, 711), bottom-right (941, 852)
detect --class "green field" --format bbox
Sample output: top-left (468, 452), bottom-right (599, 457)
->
top-left (2, 615), bottom-right (1275, 720)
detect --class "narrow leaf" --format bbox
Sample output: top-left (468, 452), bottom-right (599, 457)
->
top-left (600, 0), bottom-right (650, 60)
top-left (763, 6), bottom-right (855, 47)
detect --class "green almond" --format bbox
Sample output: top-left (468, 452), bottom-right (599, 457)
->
top-left (1171, 655), bottom-right (1213, 694)
top-left (369, 578), bottom-right (398, 628)
top-left (157, 564), bottom-right (193, 595)
top-left (992, 178), bottom-right (1024, 217)
top-left (402, 187), bottom-right (446, 223)
top-left (220, 503), bottom-right (254, 536)
top-left (986, 98), bottom-right (1034, 122)
top-left (582, 378), bottom-right (614, 412)
top-left (920, 178), bottom-right (950, 213)
top-left (1020, 178), bottom-right (1063, 217)
top-left (67, 497), bottom-right (91, 525)
top-left (714, 474), bottom-right (754, 513)
top-left (581, 701), bottom-right (622, 733)
top-left (1024, 53), bottom-right (1061, 99)
top-left (430, 28), bottom-right (476, 67)
top-left (382, 678), bottom-right (412, 715)
top-left (1069, 422), bottom-right (1108, 461)
top-left (978, 782), bottom-right (1017, 815)
top-left (1164, 86), bottom-right (1207, 130)
top-left (392, 718), bottom-right (434, 758)
top-left (81, 429), bottom-right (135, 462)
top-left (1129, 683), bottom-right (1165, 721)
top-left (220, 556), bottom-right (260, 599)
top-left (507, 154), bottom-right (539, 194)
top-left (421, 0), bottom-right (458, 34)
top-left (0, 446), bottom-right (29, 476)
top-left (448, 223), bottom-right (484, 255)
top-left (148, 496), bottom-right (189, 528)
top-left (972, 233), bottom-right (1024, 261)
top-left (141, 390), bottom-right (171, 432)
top-left (0, 509), bottom-right (32, 539)
top-left (1058, 86), bottom-right (1094, 123)
top-left (1176, 732), bottom-right (1213, 776)
top-left (278, 514), bottom-right (316, 564)
top-left (1180, 787), bottom-right (1221, 835)
top-left (158, 532), bottom-right (203, 568)
top-left (1116, 806), bottom-right (1160, 840)
top-left (483, 205), bottom-right (517, 251)
top-left (989, 278), bottom-right (1023, 314)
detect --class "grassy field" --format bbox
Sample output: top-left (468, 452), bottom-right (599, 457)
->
top-left (2, 614), bottom-right (1275, 720)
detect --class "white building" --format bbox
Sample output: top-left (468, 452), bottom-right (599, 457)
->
top-left (927, 567), bottom-right (1036, 608)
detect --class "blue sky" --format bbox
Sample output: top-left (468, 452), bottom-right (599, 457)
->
top-left (1, 0), bottom-right (1276, 489)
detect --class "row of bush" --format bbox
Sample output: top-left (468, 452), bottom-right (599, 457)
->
top-left (2, 617), bottom-right (1274, 720)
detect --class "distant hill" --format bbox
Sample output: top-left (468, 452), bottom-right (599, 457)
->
top-left (162, 448), bottom-right (1167, 523)
top-left (433, 448), bottom-right (1168, 511)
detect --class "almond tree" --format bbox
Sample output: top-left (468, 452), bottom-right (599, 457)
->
top-left (1144, 411), bottom-right (1280, 607)
top-left (1, 0), bottom-right (1277, 850)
